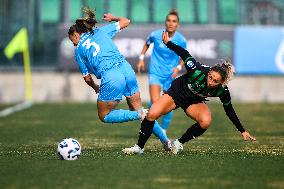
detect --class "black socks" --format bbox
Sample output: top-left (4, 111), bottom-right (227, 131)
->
top-left (179, 123), bottom-right (207, 144)
top-left (137, 118), bottom-right (155, 149)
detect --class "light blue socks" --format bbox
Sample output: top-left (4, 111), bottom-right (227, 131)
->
top-left (152, 120), bottom-right (170, 143)
top-left (103, 108), bottom-right (170, 143)
top-left (103, 109), bottom-right (139, 123)
top-left (161, 111), bottom-right (174, 130)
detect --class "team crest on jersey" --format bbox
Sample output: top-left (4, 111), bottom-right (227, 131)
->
top-left (187, 60), bottom-right (194, 68)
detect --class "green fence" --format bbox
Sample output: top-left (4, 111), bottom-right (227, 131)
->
top-left (0, 0), bottom-right (284, 68)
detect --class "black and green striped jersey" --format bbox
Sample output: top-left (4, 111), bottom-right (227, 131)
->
top-left (167, 41), bottom-right (231, 105)
top-left (184, 58), bottom-right (231, 104)
top-left (166, 41), bottom-right (245, 133)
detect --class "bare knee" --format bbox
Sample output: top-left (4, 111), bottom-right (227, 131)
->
top-left (199, 115), bottom-right (211, 129)
top-left (97, 100), bottom-right (118, 123)
top-left (147, 109), bottom-right (161, 121)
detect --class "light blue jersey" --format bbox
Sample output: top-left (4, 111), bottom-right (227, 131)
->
top-left (146, 29), bottom-right (187, 78)
top-left (75, 22), bottom-right (125, 79)
top-left (74, 22), bottom-right (139, 101)
top-left (72, 22), bottom-right (169, 143)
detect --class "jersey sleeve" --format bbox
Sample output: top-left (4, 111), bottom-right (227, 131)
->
top-left (75, 49), bottom-right (90, 77)
top-left (165, 41), bottom-right (200, 72)
top-left (219, 86), bottom-right (231, 106)
top-left (99, 22), bottom-right (120, 38)
top-left (219, 87), bottom-right (245, 133)
top-left (146, 32), bottom-right (154, 46)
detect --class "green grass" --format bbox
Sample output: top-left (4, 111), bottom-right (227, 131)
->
top-left (0, 103), bottom-right (283, 189)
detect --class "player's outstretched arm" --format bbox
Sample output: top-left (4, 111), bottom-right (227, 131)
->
top-left (84, 74), bottom-right (99, 94)
top-left (162, 31), bottom-right (193, 63)
top-left (102, 13), bottom-right (130, 30)
top-left (223, 103), bottom-right (256, 141)
top-left (220, 88), bottom-right (256, 141)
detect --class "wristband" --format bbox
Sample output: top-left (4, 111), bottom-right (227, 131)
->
top-left (139, 54), bottom-right (145, 60)
top-left (176, 65), bottom-right (182, 71)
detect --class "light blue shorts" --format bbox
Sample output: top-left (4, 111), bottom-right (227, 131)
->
top-left (148, 74), bottom-right (174, 91)
top-left (98, 61), bottom-right (139, 101)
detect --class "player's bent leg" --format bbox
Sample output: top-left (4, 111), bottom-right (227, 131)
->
top-left (125, 92), bottom-right (148, 121)
top-left (97, 100), bottom-right (140, 123)
top-left (126, 91), bottom-right (142, 111)
top-left (148, 94), bottom-right (176, 148)
top-left (172, 103), bottom-right (211, 154)
top-left (98, 65), bottom-right (142, 123)
top-left (97, 100), bottom-right (119, 122)
top-left (147, 94), bottom-right (176, 145)
top-left (149, 85), bottom-right (172, 147)
top-left (126, 91), bottom-right (171, 146)
top-left (185, 103), bottom-right (212, 129)
top-left (147, 94), bottom-right (176, 121)
top-left (150, 85), bottom-right (174, 131)
top-left (149, 84), bottom-right (161, 104)
top-left (123, 94), bottom-right (177, 154)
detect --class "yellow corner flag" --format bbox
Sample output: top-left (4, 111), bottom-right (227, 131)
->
top-left (4, 28), bottom-right (33, 102)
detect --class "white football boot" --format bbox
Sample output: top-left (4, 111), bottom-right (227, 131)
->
top-left (122, 144), bottom-right (144, 155)
top-left (138, 108), bottom-right (148, 121)
top-left (171, 139), bottom-right (183, 154)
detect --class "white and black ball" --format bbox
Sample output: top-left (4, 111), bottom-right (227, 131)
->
top-left (57, 138), bottom-right (81, 160)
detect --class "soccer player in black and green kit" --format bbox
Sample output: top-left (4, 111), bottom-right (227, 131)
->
top-left (123, 31), bottom-right (256, 155)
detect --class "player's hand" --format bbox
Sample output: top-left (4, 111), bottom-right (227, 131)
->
top-left (171, 67), bottom-right (179, 78)
top-left (136, 60), bottom-right (145, 74)
top-left (162, 31), bottom-right (170, 44)
top-left (94, 84), bottom-right (100, 94)
top-left (241, 131), bottom-right (256, 141)
top-left (102, 13), bottom-right (114, 22)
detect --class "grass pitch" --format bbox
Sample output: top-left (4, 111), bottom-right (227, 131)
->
top-left (0, 103), bottom-right (283, 189)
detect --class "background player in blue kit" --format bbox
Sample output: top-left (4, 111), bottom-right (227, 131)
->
top-left (68, 8), bottom-right (168, 145)
top-left (136, 9), bottom-right (187, 148)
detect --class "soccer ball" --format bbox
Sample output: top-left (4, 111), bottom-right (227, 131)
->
top-left (57, 138), bottom-right (81, 160)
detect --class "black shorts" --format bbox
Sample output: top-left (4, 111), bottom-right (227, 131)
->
top-left (165, 75), bottom-right (205, 111)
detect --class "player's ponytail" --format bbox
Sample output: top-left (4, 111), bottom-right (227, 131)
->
top-left (211, 59), bottom-right (235, 85)
top-left (222, 59), bottom-right (235, 84)
top-left (81, 7), bottom-right (97, 34)
top-left (68, 7), bottom-right (97, 35)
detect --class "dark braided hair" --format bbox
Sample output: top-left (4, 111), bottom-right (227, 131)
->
top-left (211, 59), bottom-right (235, 85)
top-left (68, 7), bottom-right (97, 35)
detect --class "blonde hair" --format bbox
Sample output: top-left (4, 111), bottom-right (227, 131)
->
top-left (211, 59), bottom-right (235, 85)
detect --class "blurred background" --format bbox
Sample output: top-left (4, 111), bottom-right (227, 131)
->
top-left (0, 0), bottom-right (284, 103)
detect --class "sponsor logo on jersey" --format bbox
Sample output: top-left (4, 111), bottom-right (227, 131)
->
top-left (187, 84), bottom-right (207, 98)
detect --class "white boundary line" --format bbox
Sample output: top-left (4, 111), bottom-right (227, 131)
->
top-left (0, 101), bottom-right (33, 117)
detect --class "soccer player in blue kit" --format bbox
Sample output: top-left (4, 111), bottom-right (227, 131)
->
top-left (68, 8), bottom-right (168, 144)
top-left (136, 9), bottom-right (186, 149)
